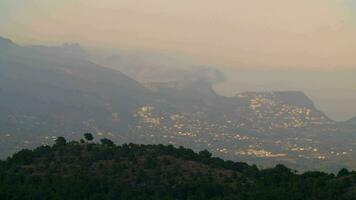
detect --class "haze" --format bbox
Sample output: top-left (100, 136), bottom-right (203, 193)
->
top-left (0, 0), bottom-right (355, 120)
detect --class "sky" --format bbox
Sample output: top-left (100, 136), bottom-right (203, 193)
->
top-left (0, 0), bottom-right (356, 120)
top-left (2, 0), bottom-right (356, 68)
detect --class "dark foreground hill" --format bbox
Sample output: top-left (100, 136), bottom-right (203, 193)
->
top-left (0, 136), bottom-right (355, 200)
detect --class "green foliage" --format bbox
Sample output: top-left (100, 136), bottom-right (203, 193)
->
top-left (198, 150), bottom-right (212, 162)
top-left (338, 168), bottom-right (350, 177)
top-left (0, 136), bottom-right (355, 200)
top-left (55, 136), bottom-right (67, 146)
top-left (100, 138), bottom-right (115, 147)
top-left (84, 133), bottom-right (94, 141)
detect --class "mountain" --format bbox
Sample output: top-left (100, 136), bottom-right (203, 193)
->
top-left (1, 37), bottom-right (356, 172)
top-left (236, 91), bottom-right (334, 130)
top-left (141, 83), bottom-right (334, 133)
top-left (91, 49), bottom-right (224, 84)
top-left (0, 37), bottom-right (13, 48)
top-left (0, 138), bottom-right (355, 200)
top-left (0, 37), bottom-right (152, 156)
top-left (130, 81), bottom-right (356, 172)
top-left (346, 117), bottom-right (356, 125)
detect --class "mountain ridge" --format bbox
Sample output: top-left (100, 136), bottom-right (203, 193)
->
top-left (346, 116), bottom-right (356, 125)
top-left (0, 37), bottom-right (154, 157)
top-left (0, 37), bottom-right (14, 46)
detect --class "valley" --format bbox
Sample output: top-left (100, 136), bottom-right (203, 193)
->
top-left (0, 37), bottom-right (355, 172)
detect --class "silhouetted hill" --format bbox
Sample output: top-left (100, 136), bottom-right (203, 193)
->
top-left (0, 137), bottom-right (355, 200)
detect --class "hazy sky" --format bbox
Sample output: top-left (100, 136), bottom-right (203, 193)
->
top-left (0, 0), bottom-right (356, 120)
top-left (1, 0), bottom-right (356, 68)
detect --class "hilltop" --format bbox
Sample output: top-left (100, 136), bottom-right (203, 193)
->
top-left (0, 135), bottom-right (356, 200)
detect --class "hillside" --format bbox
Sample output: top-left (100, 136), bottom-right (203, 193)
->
top-left (0, 136), bottom-right (355, 200)
top-left (236, 91), bottom-right (334, 129)
top-left (131, 83), bottom-right (356, 172)
top-left (0, 38), bottom-right (150, 127)
top-left (0, 37), bottom-right (153, 156)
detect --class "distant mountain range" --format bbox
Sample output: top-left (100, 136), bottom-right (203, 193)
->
top-left (346, 117), bottom-right (356, 125)
top-left (145, 81), bottom-right (333, 130)
top-left (0, 37), bottom-right (355, 172)
top-left (0, 37), bottom-right (151, 129)
top-left (0, 37), bottom-right (154, 155)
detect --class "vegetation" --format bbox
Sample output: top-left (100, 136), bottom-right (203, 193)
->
top-left (84, 133), bottom-right (94, 142)
top-left (0, 134), bottom-right (355, 200)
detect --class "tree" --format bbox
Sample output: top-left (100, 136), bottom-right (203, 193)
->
top-left (84, 133), bottom-right (94, 142)
top-left (11, 149), bottom-right (34, 165)
top-left (55, 136), bottom-right (67, 146)
top-left (199, 150), bottom-right (212, 160)
top-left (338, 168), bottom-right (350, 177)
top-left (100, 138), bottom-right (115, 147)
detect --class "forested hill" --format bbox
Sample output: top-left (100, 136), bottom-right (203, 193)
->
top-left (0, 135), bottom-right (356, 200)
